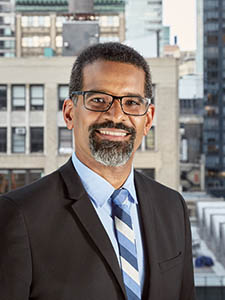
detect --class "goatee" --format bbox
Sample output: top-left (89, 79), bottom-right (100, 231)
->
top-left (88, 121), bottom-right (136, 167)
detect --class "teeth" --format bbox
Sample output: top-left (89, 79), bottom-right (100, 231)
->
top-left (99, 130), bottom-right (127, 137)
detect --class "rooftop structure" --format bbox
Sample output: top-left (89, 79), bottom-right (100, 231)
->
top-left (15, 0), bottom-right (125, 57)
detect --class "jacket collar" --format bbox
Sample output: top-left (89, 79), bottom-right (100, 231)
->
top-left (58, 158), bottom-right (126, 297)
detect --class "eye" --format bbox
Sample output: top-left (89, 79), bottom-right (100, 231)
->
top-left (124, 98), bottom-right (141, 106)
top-left (91, 97), bottom-right (105, 103)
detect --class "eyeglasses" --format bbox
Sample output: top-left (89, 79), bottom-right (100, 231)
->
top-left (70, 90), bottom-right (151, 116)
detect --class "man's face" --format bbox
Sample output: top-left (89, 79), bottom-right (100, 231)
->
top-left (64, 60), bottom-right (154, 168)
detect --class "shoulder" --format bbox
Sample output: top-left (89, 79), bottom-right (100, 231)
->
top-left (134, 170), bottom-right (181, 197)
top-left (134, 170), bottom-right (187, 212)
top-left (0, 158), bottom-right (76, 207)
top-left (1, 168), bottom-right (59, 200)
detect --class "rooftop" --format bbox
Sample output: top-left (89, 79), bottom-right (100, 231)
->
top-left (16, 0), bottom-right (125, 12)
top-left (192, 224), bottom-right (225, 287)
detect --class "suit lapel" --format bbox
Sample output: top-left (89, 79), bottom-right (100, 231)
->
top-left (59, 158), bottom-right (126, 297)
top-left (134, 171), bottom-right (158, 299)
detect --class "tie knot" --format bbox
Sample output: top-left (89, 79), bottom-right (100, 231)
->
top-left (111, 188), bottom-right (129, 207)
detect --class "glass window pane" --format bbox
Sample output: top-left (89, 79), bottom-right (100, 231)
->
top-left (30, 127), bottom-right (44, 152)
top-left (145, 127), bottom-right (155, 150)
top-left (58, 85), bottom-right (68, 110)
top-left (58, 127), bottom-right (73, 154)
top-left (0, 170), bottom-right (9, 194)
top-left (31, 85), bottom-right (43, 98)
top-left (0, 127), bottom-right (7, 152)
top-left (12, 85), bottom-right (25, 110)
top-left (0, 85), bottom-right (7, 110)
top-left (30, 85), bottom-right (44, 110)
top-left (56, 35), bottom-right (63, 47)
top-left (11, 170), bottom-right (26, 190)
top-left (12, 127), bottom-right (26, 153)
top-left (13, 85), bottom-right (25, 97)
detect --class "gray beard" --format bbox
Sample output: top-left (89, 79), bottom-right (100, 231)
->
top-left (88, 123), bottom-right (136, 167)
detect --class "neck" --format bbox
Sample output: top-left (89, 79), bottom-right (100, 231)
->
top-left (76, 152), bottom-right (133, 189)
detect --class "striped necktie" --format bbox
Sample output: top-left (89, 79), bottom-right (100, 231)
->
top-left (111, 188), bottom-right (141, 300)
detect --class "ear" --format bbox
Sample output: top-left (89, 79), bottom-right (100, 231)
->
top-left (63, 99), bottom-right (74, 130)
top-left (143, 104), bottom-right (155, 136)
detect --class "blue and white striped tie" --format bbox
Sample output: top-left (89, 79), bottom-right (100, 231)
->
top-left (111, 188), bottom-right (141, 300)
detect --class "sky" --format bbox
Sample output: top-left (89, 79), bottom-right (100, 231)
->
top-left (163, 0), bottom-right (196, 51)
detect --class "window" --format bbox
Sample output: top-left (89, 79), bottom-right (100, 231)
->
top-left (0, 170), bottom-right (8, 194)
top-left (58, 127), bottom-right (73, 154)
top-left (145, 127), bottom-right (155, 150)
top-left (22, 16), bottom-right (50, 27)
top-left (0, 85), bottom-right (7, 110)
top-left (56, 35), bottom-right (63, 47)
top-left (12, 127), bottom-right (26, 153)
top-left (58, 85), bottom-right (69, 110)
top-left (12, 85), bottom-right (25, 110)
top-left (0, 128), bottom-right (6, 152)
top-left (99, 16), bottom-right (119, 27)
top-left (138, 127), bottom-right (155, 151)
top-left (99, 36), bottom-right (120, 43)
top-left (22, 36), bottom-right (50, 47)
top-left (30, 85), bottom-right (44, 110)
top-left (0, 169), bottom-right (43, 194)
top-left (30, 127), bottom-right (44, 153)
top-left (56, 16), bottom-right (66, 27)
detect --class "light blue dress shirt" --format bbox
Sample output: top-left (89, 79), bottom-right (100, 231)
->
top-left (72, 152), bottom-right (145, 293)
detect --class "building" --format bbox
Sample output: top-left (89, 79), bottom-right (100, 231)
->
top-left (179, 52), bottom-right (196, 77)
top-left (196, 0), bottom-right (203, 76)
top-left (0, 0), bottom-right (15, 57)
top-left (179, 74), bottom-right (204, 192)
top-left (203, 0), bottom-right (225, 196)
top-left (15, 0), bottom-right (125, 57)
top-left (0, 56), bottom-right (180, 193)
top-left (162, 26), bottom-right (170, 47)
top-left (125, 0), bottom-right (163, 57)
top-left (163, 44), bottom-right (180, 59)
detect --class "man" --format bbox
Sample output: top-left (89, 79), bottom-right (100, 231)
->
top-left (0, 43), bottom-right (195, 300)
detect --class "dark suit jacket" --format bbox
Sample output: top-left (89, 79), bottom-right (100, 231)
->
top-left (0, 158), bottom-right (196, 300)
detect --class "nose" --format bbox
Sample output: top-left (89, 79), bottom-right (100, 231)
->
top-left (104, 98), bottom-right (126, 122)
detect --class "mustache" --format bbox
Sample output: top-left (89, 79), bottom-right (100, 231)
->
top-left (88, 121), bottom-right (136, 135)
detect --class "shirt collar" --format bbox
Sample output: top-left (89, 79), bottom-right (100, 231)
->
top-left (72, 152), bottom-right (137, 208)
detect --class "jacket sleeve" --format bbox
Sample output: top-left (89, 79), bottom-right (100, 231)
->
top-left (179, 194), bottom-right (196, 300)
top-left (0, 196), bottom-right (32, 300)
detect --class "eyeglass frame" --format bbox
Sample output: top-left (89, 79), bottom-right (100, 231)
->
top-left (70, 90), bottom-right (152, 116)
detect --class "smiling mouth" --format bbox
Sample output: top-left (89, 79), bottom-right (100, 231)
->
top-left (97, 130), bottom-right (129, 137)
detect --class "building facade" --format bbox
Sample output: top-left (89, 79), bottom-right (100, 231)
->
top-left (15, 0), bottom-right (125, 57)
top-left (196, 0), bottom-right (203, 76)
top-left (0, 0), bottom-right (15, 57)
top-left (179, 74), bottom-right (204, 192)
top-left (203, 0), bottom-right (225, 196)
top-left (0, 56), bottom-right (180, 193)
top-left (125, 0), bottom-right (164, 57)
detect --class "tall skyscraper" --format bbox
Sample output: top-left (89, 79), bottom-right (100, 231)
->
top-left (203, 0), bottom-right (225, 196)
top-left (196, 0), bottom-right (203, 75)
top-left (125, 0), bottom-right (163, 57)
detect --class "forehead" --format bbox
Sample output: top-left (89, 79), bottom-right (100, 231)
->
top-left (82, 60), bottom-right (145, 95)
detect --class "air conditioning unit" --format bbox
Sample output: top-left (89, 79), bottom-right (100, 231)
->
top-left (15, 127), bottom-right (26, 135)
